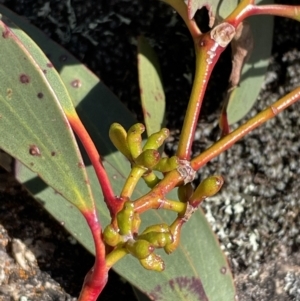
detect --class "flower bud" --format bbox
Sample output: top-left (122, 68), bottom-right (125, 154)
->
top-left (189, 175), bottom-right (224, 207)
top-left (177, 183), bottom-right (194, 203)
top-left (109, 123), bottom-right (132, 160)
top-left (142, 128), bottom-right (169, 151)
top-left (103, 224), bottom-right (122, 247)
top-left (139, 253), bottom-right (165, 271)
top-left (154, 156), bottom-right (179, 173)
top-left (138, 232), bottom-right (173, 248)
top-left (135, 149), bottom-right (160, 169)
top-left (141, 223), bottom-right (170, 234)
top-left (126, 239), bottom-right (154, 259)
top-left (117, 201), bottom-right (135, 236)
top-left (126, 123), bottom-right (145, 158)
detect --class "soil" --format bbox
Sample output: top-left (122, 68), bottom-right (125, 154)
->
top-left (1, 0), bottom-right (300, 300)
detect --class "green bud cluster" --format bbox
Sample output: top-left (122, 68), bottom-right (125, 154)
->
top-left (104, 210), bottom-right (175, 271)
top-left (109, 123), bottom-right (180, 174)
top-left (108, 124), bottom-right (225, 272)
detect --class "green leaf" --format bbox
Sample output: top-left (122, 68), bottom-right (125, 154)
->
top-left (187, 0), bottom-right (239, 24)
top-left (226, 1), bottom-right (274, 124)
top-left (0, 14), bottom-right (94, 212)
top-left (138, 36), bottom-right (166, 136)
top-left (133, 286), bottom-right (152, 301)
top-left (0, 6), bottom-right (235, 301)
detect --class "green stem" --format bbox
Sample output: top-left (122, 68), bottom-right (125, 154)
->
top-left (105, 247), bottom-right (128, 269)
top-left (134, 197), bottom-right (187, 215)
top-left (121, 166), bottom-right (146, 198)
top-left (143, 171), bottom-right (160, 188)
top-left (162, 199), bottom-right (187, 214)
top-left (164, 217), bottom-right (184, 254)
top-left (176, 34), bottom-right (222, 159)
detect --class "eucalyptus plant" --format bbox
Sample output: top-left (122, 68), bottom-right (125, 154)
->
top-left (0, 1), bottom-right (300, 301)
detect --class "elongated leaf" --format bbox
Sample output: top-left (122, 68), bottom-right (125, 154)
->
top-left (186, 0), bottom-right (238, 24)
top-left (138, 36), bottom-right (166, 136)
top-left (0, 15), bottom-right (94, 212)
top-left (133, 286), bottom-right (152, 301)
top-left (0, 6), bottom-right (235, 301)
top-left (226, 0), bottom-right (274, 124)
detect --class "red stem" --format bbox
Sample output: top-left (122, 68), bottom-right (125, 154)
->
top-left (227, 4), bottom-right (300, 27)
top-left (191, 87), bottom-right (300, 171)
top-left (78, 210), bottom-right (108, 301)
top-left (68, 114), bottom-right (121, 216)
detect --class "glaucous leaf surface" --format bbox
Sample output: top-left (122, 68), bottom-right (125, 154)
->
top-left (0, 6), bottom-right (235, 301)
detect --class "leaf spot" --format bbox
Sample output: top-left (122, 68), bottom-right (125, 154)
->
top-left (46, 62), bottom-right (53, 68)
top-left (29, 145), bottom-right (41, 156)
top-left (220, 266), bottom-right (227, 274)
top-left (6, 88), bottom-right (12, 100)
top-left (51, 151), bottom-right (56, 156)
top-left (71, 79), bottom-right (82, 88)
top-left (78, 162), bottom-right (85, 168)
top-left (20, 74), bottom-right (30, 84)
top-left (37, 92), bottom-right (44, 99)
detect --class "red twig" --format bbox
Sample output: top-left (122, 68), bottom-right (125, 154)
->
top-left (68, 114), bottom-right (121, 217)
top-left (191, 87), bottom-right (300, 171)
top-left (77, 211), bottom-right (108, 301)
top-left (226, 4), bottom-right (300, 27)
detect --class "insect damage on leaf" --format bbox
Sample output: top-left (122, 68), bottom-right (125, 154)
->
top-left (185, 0), bottom-right (215, 27)
top-left (229, 21), bottom-right (254, 90)
top-left (150, 276), bottom-right (209, 301)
